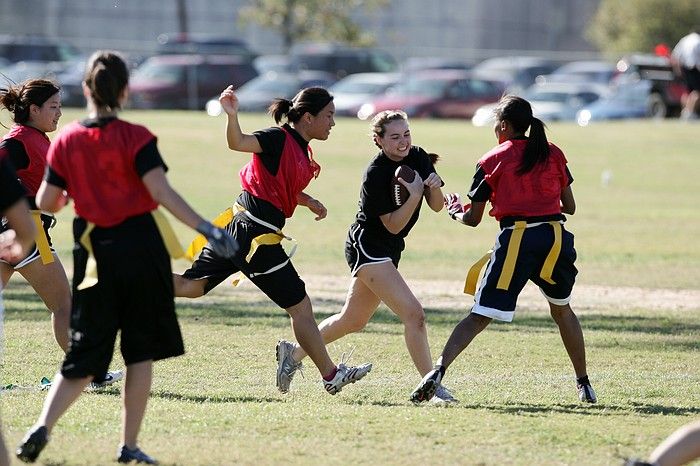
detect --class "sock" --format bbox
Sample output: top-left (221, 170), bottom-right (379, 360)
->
top-left (576, 375), bottom-right (590, 386)
top-left (323, 367), bottom-right (338, 381)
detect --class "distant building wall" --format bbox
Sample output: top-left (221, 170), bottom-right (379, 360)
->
top-left (0, 0), bottom-right (601, 61)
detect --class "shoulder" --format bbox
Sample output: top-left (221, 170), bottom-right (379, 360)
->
top-left (547, 142), bottom-right (567, 163)
top-left (478, 140), bottom-right (514, 165)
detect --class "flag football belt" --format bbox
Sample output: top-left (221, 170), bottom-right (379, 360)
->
top-left (29, 210), bottom-right (55, 265)
top-left (185, 203), bottom-right (297, 285)
top-left (463, 220), bottom-right (563, 295)
top-left (76, 209), bottom-right (184, 290)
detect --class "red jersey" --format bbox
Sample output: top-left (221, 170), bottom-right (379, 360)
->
top-left (1, 125), bottom-right (50, 196)
top-left (239, 127), bottom-right (319, 218)
top-left (47, 119), bottom-right (159, 227)
top-left (479, 139), bottom-right (569, 221)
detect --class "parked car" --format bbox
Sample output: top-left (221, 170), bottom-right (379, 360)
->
top-left (253, 54), bottom-right (292, 75)
top-left (289, 43), bottom-right (398, 79)
top-left (471, 56), bottom-right (558, 93)
top-left (129, 54), bottom-right (258, 110)
top-left (0, 35), bottom-right (81, 64)
top-left (401, 57), bottom-right (474, 72)
top-left (329, 72), bottom-right (400, 117)
top-left (611, 54), bottom-right (685, 118)
top-left (536, 60), bottom-right (616, 85)
top-left (472, 81), bottom-right (606, 126)
top-left (205, 70), bottom-right (337, 115)
top-left (357, 70), bottom-right (503, 120)
top-left (155, 33), bottom-right (256, 62)
top-left (576, 80), bottom-right (653, 126)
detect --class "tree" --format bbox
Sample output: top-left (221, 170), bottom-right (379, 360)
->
top-left (587, 0), bottom-right (700, 56)
top-left (239, 0), bottom-right (389, 51)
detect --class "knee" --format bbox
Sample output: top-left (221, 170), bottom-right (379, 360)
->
top-left (340, 313), bottom-right (368, 333)
top-left (402, 305), bottom-right (427, 330)
top-left (549, 303), bottom-right (573, 320)
top-left (173, 275), bottom-right (205, 298)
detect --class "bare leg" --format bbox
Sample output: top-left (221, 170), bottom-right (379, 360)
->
top-left (285, 295), bottom-right (335, 376)
top-left (0, 420), bottom-right (8, 466)
top-left (649, 420), bottom-right (700, 466)
top-left (291, 277), bottom-right (381, 361)
top-left (121, 361), bottom-right (152, 449)
top-left (549, 302), bottom-right (587, 378)
top-left (437, 312), bottom-right (492, 369)
top-left (172, 274), bottom-right (207, 298)
top-left (17, 256), bottom-right (71, 352)
top-left (34, 373), bottom-right (92, 433)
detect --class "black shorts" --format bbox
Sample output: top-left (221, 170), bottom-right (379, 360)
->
top-left (472, 222), bottom-right (577, 322)
top-left (0, 213), bottom-right (55, 269)
top-left (345, 223), bottom-right (401, 276)
top-left (182, 211), bottom-right (306, 309)
top-left (61, 213), bottom-right (184, 380)
top-left (681, 66), bottom-right (700, 92)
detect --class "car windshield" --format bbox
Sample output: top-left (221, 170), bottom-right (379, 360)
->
top-left (390, 78), bottom-right (446, 98)
top-left (132, 63), bottom-right (183, 84)
top-left (332, 80), bottom-right (389, 94)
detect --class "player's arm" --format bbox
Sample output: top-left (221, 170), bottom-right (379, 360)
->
top-left (561, 185), bottom-right (575, 215)
top-left (1, 198), bottom-right (35, 261)
top-left (297, 191), bottom-right (327, 221)
top-left (380, 173), bottom-right (424, 234)
top-left (36, 181), bottom-right (68, 213)
top-left (423, 172), bottom-right (444, 212)
top-left (219, 85), bottom-right (262, 153)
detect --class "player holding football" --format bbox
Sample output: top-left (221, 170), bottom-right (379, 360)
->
top-left (1, 79), bottom-right (124, 388)
top-left (16, 51), bottom-right (238, 464)
top-left (410, 95), bottom-right (597, 404)
top-left (173, 85), bottom-right (372, 395)
top-left (276, 110), bottom-right (456, 402)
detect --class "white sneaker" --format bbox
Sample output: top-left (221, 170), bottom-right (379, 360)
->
top-left (577, 382), bottom-right (597, 403)
top-left (276, 340), bottom-right (303, 394)
top-left (431, 384), bottom-right (458, 404)
top-left (88, 370), bottom-right (124, 391)
top-left (323, 363), bottom-right (372, 395)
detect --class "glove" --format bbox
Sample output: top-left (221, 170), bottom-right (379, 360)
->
top-left (196, 221), bottom-right (239, 259)
top-left (444, 193), bottom-right (465, 220)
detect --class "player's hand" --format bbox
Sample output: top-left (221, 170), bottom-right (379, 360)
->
top-left (398, 170), bottom-right (424, 198)
top-left (219, 85), bottom-right (240, 115)
top-left (0, 230), bottom-right (23, 263)
top-left (306, 198), bottom-right (327, 221)
top-left (444, 193), bottom-right (467, 220)
top-left (423, 172), bottom-right (442, 190)
top-left (196, 221), bottom-right (239, 258)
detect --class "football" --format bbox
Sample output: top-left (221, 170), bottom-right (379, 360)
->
top-left (391, 165), bottom-right (415, 206)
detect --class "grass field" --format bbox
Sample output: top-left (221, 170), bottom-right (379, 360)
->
top-left (1, 110), bottom-right (699, 465)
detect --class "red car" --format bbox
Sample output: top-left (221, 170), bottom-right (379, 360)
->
top-left (357, 69), bottom-right (504, 120)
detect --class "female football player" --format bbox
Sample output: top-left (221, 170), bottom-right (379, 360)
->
top-left (276, 110), bottom-right (456, 402)
top-left (16, 50), bottom-right (237, 464)
top-left (410, 95), bottom-right (596, 404)
top-left (173, 85), bottom-right (372, 396)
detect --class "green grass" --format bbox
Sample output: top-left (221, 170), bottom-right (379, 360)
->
top-left (1, 111), bottom-right (699, 465)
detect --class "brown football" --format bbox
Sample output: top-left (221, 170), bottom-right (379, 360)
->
top-left (391, 165), bottom-right (415, 206)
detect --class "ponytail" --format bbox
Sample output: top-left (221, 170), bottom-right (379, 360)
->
top-left (519, 116), bottom-right (549, 174)
top-left (84, 51), bottom-right (129, 111)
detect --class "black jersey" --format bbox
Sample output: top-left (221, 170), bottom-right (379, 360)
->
top-left (354, 146), bottom-right (437, 250)
top-left (0, 155), bottom-right (26, 213)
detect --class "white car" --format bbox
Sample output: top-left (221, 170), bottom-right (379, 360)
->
top-left (471, 82), bottom-right (608, 126)
top-left (329, 72), bottom-right (400, 117)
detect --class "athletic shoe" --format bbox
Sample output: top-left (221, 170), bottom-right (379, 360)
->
top-left (430, 384), bottom-right (458, 404)
top-left (323, 363), bottom-right (372, 395)
top-left (410, 368), bottom-right (442, 404)
top-left (117, 445), bottom-right (158, 464)
top-left (276, 340), bottom-right (303, 394)
top-left (577, 382), bottom-right (597, 403)
top-left (16, 426), bottom-right (49, 463)
top-left (88, 370), bottom-right (124, 391)
top-left (622, 459), bottom-right (653, 466)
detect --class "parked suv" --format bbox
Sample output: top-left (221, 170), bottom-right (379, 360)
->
top-left (129, 54), bottom-right (258, 109)
top-left (613, 54), bottom-right (685, 118)
top-left (155, 33), bottom-right (256, 63)
top-left (289, 43), bottom-right (398, 79)
top-left (0, 35), bottom-right (81, 63)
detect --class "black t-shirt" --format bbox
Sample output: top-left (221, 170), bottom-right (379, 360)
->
top-left (0, 155), bottom-right (26, 213)
top-left (0, 138), bottom-right (30, 171)
top-left (355, 146), bottom-right (438, 248)
top-left (238, 123), bottom-right (309, 227)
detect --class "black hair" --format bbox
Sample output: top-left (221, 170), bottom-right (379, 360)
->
top-left (0, 79), bottom-right (60, 125)
top-left (268, 87), bottom-right (333, 124)
top-left (494, 94), bottom-right (549, 174)
top-left (84, 50), bottom-right (129, 110)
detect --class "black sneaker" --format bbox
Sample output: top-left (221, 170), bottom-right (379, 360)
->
top-left (410, 369), bottom-right (442, 404)
top-left (622, 459), bottom-right (653, 466)
top-left (117, 444), bottom-right (158, 464)
top-left (16, 426), bottom-right (49, 463)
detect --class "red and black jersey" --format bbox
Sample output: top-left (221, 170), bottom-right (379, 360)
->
top-left (0, 155), bottom-right (26, 213)
top-left (46, 118), bottom-right (164, 227)
top-left (476, 139), bottom-right (570, 221)
top-left (240, 125), bottom-right (319, 219)
top-left (0, 125), bottom-right (50, 197)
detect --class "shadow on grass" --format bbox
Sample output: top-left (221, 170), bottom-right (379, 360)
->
top-left (152, 390), bottom-right (281, 404)
top-left (462, 401), bottom-right (700, 417)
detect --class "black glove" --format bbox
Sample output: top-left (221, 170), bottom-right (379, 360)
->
top-left (196, 221), bottom-right (239, 258)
